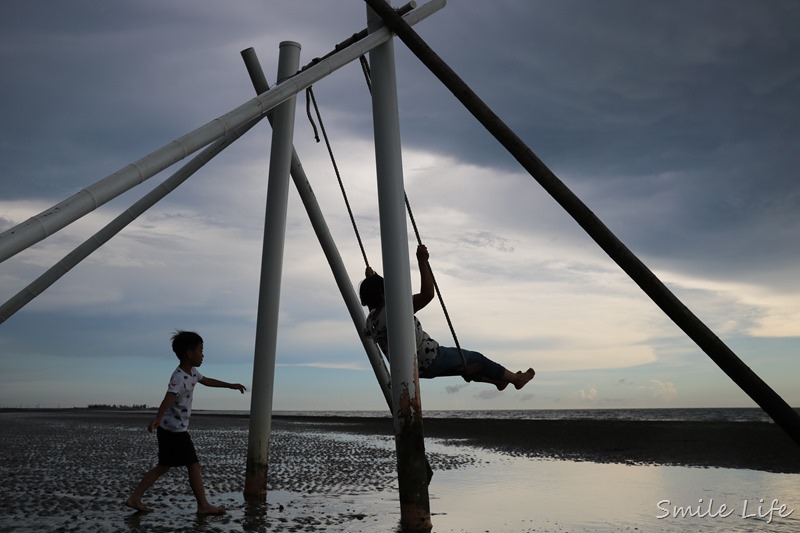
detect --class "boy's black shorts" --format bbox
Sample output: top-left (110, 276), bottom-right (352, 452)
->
top-left (157, 426), bottom-right (199, 467)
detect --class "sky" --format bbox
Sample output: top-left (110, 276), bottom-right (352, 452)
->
top-left (1, 0), bottom-right (799, 413)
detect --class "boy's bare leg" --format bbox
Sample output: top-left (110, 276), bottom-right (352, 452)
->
top-left (512, 368), bottom-right (536, 389)
top-left (465, 367), bottom-right (536, 391)
top-left (477, 376), bottom-right (510, 391)
top-left (470, 368), bottom-right (536, 391)
top-left (188, 462), bottom-right (225, 515)
top-left (125, 465), bottom-right (169, 512)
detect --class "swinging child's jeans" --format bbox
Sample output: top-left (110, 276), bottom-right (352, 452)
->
top-left (420, 346), bottom-right (505, 380)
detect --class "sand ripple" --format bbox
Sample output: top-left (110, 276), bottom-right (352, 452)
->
top-left (0, 412), bottom-right (473, 532)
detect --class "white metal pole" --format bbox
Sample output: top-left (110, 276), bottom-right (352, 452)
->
top-left (0, 117), bottom-right (263, 325)
top-left (0, 0), bottom-right (445, 265)
top-left (241, 47), bottom-right (393, 408)
top-left (367, 5), bottom-right (431, 530)
top-left (244, 41), bottom-right (301, 500)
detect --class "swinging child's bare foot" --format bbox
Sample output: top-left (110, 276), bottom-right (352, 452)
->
top-left (514, 368), bottom-right (535, 390)
top-left (124, 497), bottom-right (151, 513)
top-left (197, 503), bottom-right (226, 515)
top-left (495, 381), bottom-right (509, 391)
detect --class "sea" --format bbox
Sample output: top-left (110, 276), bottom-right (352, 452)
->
top-left (210, 406), bottom-right (790, 423)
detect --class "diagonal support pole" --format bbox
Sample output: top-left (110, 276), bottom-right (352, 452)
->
top-left (0, 117), bottom-right (263, 325)
top-left (364, 0), bottom-right (800, 447)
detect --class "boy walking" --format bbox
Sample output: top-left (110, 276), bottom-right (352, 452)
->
top-left (125, 330), bottom-right (246, 514)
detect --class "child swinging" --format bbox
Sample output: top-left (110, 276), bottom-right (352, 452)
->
top-left (360, 244), bottom-right (535, 390)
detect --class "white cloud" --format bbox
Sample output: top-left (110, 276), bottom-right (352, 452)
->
top-left (578, 387), bottom-right (598, 402)
top-left (648, 379), bottom-right (678, 402)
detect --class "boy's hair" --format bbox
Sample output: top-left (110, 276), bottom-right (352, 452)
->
top-left (171, 330), bottom-right (203, 359)
top-left (359, 274), bottom-right (384, 310)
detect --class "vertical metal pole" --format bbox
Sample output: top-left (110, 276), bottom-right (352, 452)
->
top-left (244, 41), bottom-right (301, 500)
top-left (240, 47), bottom-right (393, 409)
top-left (367, 6), bottom-right (432, 530)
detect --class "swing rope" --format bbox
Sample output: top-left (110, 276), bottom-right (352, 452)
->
top-left (304, 58), bottom-right (471, 376)
top-left (400, 177), bottom-right (470, 375)
top-left (305, 86), bottom-right (370, 269)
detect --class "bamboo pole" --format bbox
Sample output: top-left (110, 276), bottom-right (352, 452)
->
top-left (363, 0), bottom-right (800, 447)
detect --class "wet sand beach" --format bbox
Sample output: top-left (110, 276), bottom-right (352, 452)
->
top-left (1, 410), bottom-right (798, 532)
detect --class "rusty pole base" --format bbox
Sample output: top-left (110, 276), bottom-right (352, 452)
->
top-left (400, 502), bottom-right (433, 530)
top-left (394, 384), bottom-right (432, 529)
top-left (243, 462), bottom-right (268, 501)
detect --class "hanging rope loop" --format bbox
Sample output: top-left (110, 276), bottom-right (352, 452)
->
top-left (305, 86), bottom-right (370, 269)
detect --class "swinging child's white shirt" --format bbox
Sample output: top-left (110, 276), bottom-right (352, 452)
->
top-left (160, 366), bottom-right (203, 432)
top-left (365, 308), bottom-right (438, 372)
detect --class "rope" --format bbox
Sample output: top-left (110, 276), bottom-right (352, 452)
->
top-left (359, 55), bottom-right (372, 94)
top-left (304, 60), bottom-right (471, 377)
top-left (359, 55), bottom-right (470, 375)
top-left (305, 86), bottom-right (370, 268)
top-left (403, 193), bottom-right (469, 374)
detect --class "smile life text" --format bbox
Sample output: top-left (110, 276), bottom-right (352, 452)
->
top-left (656, 498), bottom-right (794, 524)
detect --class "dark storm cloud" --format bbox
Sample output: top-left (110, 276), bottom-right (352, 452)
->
top-left (3, 0), bottom-right (797, 291)
top-left (0, 1), bottom-right (377, 201)
top-left (380, 0), bottom-right (800, 284)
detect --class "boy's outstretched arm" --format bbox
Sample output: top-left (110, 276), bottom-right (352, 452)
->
top-left (412, 244), bottom-right (435, 312)
top-left (148, 391), bottom-right (177, 433)
top-left (200, 376), bottom-right (247, 394)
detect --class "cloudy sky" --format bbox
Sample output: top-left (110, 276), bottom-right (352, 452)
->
top-left (1, 0), bottom-right (798, 414)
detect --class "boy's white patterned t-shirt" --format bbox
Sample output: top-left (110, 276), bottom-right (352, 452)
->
top-left (161, 367), bottom-right (203, 432)
top-left (365, 308), bottom-right (438, 371)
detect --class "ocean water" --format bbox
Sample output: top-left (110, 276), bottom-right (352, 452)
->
top-left (236, 407), bottom-right (789, 423)
top-left (426, 444), bottom-right (800, 533)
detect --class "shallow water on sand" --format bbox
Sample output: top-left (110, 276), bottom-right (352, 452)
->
top-left (426, 441), bottom-right (800, 532)
top-left (0, 412), bottom-right (797, 532)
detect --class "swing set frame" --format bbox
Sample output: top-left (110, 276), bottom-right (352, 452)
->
top-left (1, 0), bottom-right (798, 529)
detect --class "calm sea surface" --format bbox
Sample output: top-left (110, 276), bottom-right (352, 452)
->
top-left (217, 407), bottom-right (790, 423)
